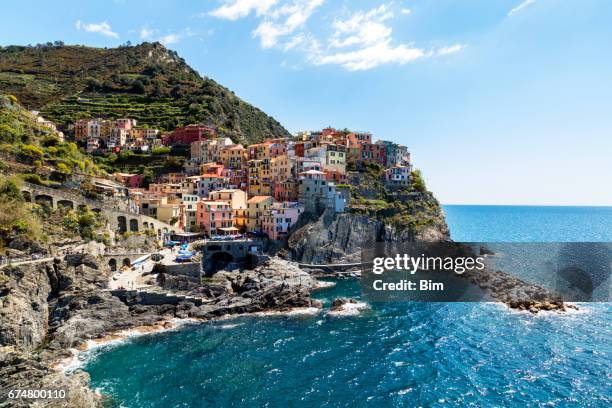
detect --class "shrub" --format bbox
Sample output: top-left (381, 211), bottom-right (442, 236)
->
top-left (0, 196), bottom-right (42, 248)
top-left (18, 144), bottom-right (44, 163)
top-left (152, 147), bottom-right (171, 155)
top-left (56, 162), bottom-right (71, 174)
top-left (0, 175), bottom-right (23, 202)
top-left (21, 173), bottom-right (45, 185)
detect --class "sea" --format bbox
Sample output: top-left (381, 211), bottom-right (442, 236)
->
top-left (81, 205), bottom-right (612, 407)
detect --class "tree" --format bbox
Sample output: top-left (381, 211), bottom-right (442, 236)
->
top-left (0, 176), bottom-right (23, 202)
top-left (411, 169), bottom-right (427, 192)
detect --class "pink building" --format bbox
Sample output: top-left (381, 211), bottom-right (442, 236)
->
top-left (201, 163), bottom-right (224, 176)
top-left (261, 202), bottom-right (304, 241)
top-left (197, 200), bottom-right (233, 236)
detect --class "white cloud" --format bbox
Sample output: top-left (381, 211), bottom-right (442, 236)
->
top-left (209, 0), bottom-right (279, 20)
top-left (160, 33), bottom-right (181, 45)
top-left (208, 1), bottom-right (464, 71)
top-left (316, 5), bottom-right (463, 71)
top-left (253, 0), bottom-right (324, 48)
top-left (140, 27), bottom-right (156, 40)
top-left (75, 20), bottom-right (119, 39)
top-left (316, 40), bottom-right (426, 71)
top-left (138, 27), bottom-right (195, 45)
top-left (328, 5), bottom-right (393, 49)
top-left (436, 44), bottom-right (465, 56)
top-left (508, 0), bottom-right (536, 16)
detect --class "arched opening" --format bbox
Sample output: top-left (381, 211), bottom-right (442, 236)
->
top-left (22, 191), bottom-right (32, 202)
top-left (143, 221), bottom-right (149, 229)
top-left (34, 194), bottom-right (54, 207)
top-left (122, 258), bottom-right (131, 267)
top-left (117, 216), bottom-right (127, 233)
top-left (57, 200), bottom-right (74, 210)
top-left (129, 219), bottom-right (139, 232)
top-left (207, 251), bottom-right (234, 274)
top-left (78, 204), bottom-right (88, 212)
top-left (92, 208), bottom-right (102, 213)
top-left (109, 258), bottom-right (117, 272)
top-left (211, 252), bottom-right (233, 263)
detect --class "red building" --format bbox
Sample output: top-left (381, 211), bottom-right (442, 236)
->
top-left (347, 132), bottom-right (372, 148)
top-left (325, 170), bottom-right (347, 184)
top-left (113, 173), bottom-right (143, 188)
top-left (360, 143), bottom-right (387, 166)
top-left (162, 125), bottom-right (215, 146)
top-left (273, 180), bottom-right (299, 202)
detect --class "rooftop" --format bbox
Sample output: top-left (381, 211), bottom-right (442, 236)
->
top-left (248, 195), bottom-right (273, 203)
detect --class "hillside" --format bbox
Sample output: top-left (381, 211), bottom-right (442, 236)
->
top-left (0, 94), bottom-right (101, 181)
top-left (0, 42), bottom-right (291, 144)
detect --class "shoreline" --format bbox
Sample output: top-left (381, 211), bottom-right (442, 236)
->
top-left (54, 306), bottom-right (325, 374)
top-left (55, 295), bottom-right (590, 375)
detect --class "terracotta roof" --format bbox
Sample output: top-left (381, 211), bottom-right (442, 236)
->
top-left (247, 195), bottom-right (273, 203)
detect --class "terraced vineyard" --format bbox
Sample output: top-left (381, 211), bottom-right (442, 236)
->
top-left (41, 94), bottom-right (186, 131)
top-left (0, 42), bottom-right (291, 144)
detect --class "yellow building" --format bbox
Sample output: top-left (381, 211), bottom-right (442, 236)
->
top-left (246, 195), bottom-right (274, 231)
top-left (220, 144), bottom-right (247, 169)
top-left (271, 155), bottom-right (291, 184)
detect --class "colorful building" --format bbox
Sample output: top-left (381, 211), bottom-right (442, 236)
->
top-left (197, 201), bottom-right (233, 236)
top-left (246, 195), bottom-right (274, 231)
top-left (164, 124), bottom-right (215, 146)
top-left (261, 201), bottom-right (304, 241)
top-left (197, 174), bottom-right (229, 198)
top-left (384, 164), bottom-right (412, 187)
top-left (209, 189), bottom-right (248, 230)
top-left (298, 170), bottom-right (345, 213)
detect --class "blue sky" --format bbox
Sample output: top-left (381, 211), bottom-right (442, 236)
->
top-left (2, 0), bottom-right (611, 205)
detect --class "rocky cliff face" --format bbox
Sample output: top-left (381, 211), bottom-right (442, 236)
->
top-left (0, 255), bottom-right (111, 407)
top-left (288, 194), bottom-right (450, 264)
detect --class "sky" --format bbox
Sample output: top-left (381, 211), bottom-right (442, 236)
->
top-left (1, 0), bottom-right (611, 206)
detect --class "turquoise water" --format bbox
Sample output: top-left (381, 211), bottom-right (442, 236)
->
top-left (83, 206), bottom-right (612, 407)
top-left (443, 205), bottom-right (612, 242)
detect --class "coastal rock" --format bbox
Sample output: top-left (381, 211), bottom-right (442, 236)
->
top-left (0, 349), bottom-right (102, 408)
top-left (288, 193), bottom-right (450, 264)
top-left (462, 266), bottom-right (569, 313)
top-left (327, 297), bottom-right (368, 316)
top-left (289, 212), bottom-right (383, 264)
top-left (330, 297), bottom-right (358, 311)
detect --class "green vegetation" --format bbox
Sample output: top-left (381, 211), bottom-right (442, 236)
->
top-left (94, 150), bottom-right (184, 185)
top-left (346, 163), bottom-right (441, 233)
top-left (0, 94), bottom-right (102, 180)
top-left (0, 175), bottom-right (42, 249)
top-left (61, 206), bottom-right (106, 242)
top-left (0, 42), bottom-right (290, 144)
top-left (411, 169), bottom-right (426, 192)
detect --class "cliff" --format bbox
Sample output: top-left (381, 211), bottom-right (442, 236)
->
top-left (288, 191), bottom-right (450, 264)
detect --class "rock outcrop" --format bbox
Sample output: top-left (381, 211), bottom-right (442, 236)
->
top-left (288, 201), bottom-right (450, 264)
